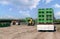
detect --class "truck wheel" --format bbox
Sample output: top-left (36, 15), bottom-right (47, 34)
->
top-left (54, 26), bottom-right (56, 32)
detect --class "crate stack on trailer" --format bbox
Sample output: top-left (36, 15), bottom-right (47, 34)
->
top-left (38, 8), bottom-right (54, 24)
top-left (37, 8), bottom-right (56, 32)
top-left (0, 19), bottom-right (11, 27)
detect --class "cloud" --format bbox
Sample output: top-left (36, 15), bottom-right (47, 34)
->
top-left (46, 0), bottom-right (53, 4)
top-left (0, 0), bottom-right (40, 18)
top-left (0, 15), bottom-right (14, 19)
top-left (53, 4), bottom-right (60, 8)
top-left (0, 1), bottom-right (10, 5)
top-left (13, 0), bottom-right (40, 10)
top-left (42, 0), bottom-right (53, 4)
top-left (0, 0), bottom-right (40, 10)
top-left (55, 12), bottom-right (60, 19)
top-left (19, 11), bottom-right (30, 17)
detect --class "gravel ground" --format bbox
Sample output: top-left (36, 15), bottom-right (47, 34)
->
top-left (0, 25), bottom-right (60, 39)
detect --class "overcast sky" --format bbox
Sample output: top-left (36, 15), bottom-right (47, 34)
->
top-left (0, 0), bottom-right (60, 19)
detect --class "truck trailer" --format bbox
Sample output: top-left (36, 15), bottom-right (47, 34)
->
top-left (37, 8), bottom-right (56, 32)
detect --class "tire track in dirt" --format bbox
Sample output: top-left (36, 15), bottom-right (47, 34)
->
top-left (53, 32), bottom-right (60, 39)
top-left (11, 29), bottom-right (37, 39)
top-left (44, 32), bottom-right (54, 39)
top-left (35, 32), bottom-right (60, 39)
top-left (11, 28), bottom-right (40, 39)
top-left (34, 32), bottom-right (45, 39)
top-left (35, 32), bottom-right (48, 39)
top-left (0, 26), bottom-right (37, 39)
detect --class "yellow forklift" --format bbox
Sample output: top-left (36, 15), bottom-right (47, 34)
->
top-left (28, 18), bottom-right (35, 26)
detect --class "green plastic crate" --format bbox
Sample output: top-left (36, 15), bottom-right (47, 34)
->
top-left (0, 22), bottom-right (11, 27)
top-left (38, 8), bottom-right (54, 24)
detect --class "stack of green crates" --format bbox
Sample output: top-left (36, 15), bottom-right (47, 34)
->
top-left (38, 8), bottom-right (54, 24)
top-left (0, 22), bottom-right (11, 27)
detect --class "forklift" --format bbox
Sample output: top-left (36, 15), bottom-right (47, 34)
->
top-left (28, 18), bottom-right (35, 26)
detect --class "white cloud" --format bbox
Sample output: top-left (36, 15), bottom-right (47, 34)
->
top-left (29, 0), bottom-right (40, 9)
top-left (55, 12), bottom-right (60, 16)
top-left (0, 0), bottom-right (40, 10)
top-left (42, 0), bottom-right (53, 4)
top-left (0, 0), bottom-right (40, 18)
top-left (14, 0), bottom-right (40, 10)
top-left (53, 4), bottom-right (60, 8)
top-left (45, 0), bottom-right (53, 4)
top-left (55, 12), bottom-right (60, 19)
top-left (0, 15), bottom-right (14, 19)
top-left (0, 1), bottom-right (10, 5)
top-left (19, 11), bottom-right (30, 17)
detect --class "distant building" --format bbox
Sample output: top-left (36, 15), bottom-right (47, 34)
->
top-left (38, 8), bottom-right (54, 24)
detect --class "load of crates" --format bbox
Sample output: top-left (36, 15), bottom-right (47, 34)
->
top-left (37, 8), bottom-right (56, 32)
top-left (0, 22), bottom-right (11, 27)
top-left (0, 19), bottom-right (11, 27)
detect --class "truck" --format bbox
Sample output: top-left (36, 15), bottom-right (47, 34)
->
top-left (37, 8), bottom-right (56, 32)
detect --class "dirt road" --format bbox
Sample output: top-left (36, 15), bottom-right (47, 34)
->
top-left (0, 25), bottom-right (60, 39)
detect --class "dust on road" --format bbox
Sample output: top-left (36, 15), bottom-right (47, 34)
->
top-left (0, 25), bottom-right (60, 39)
